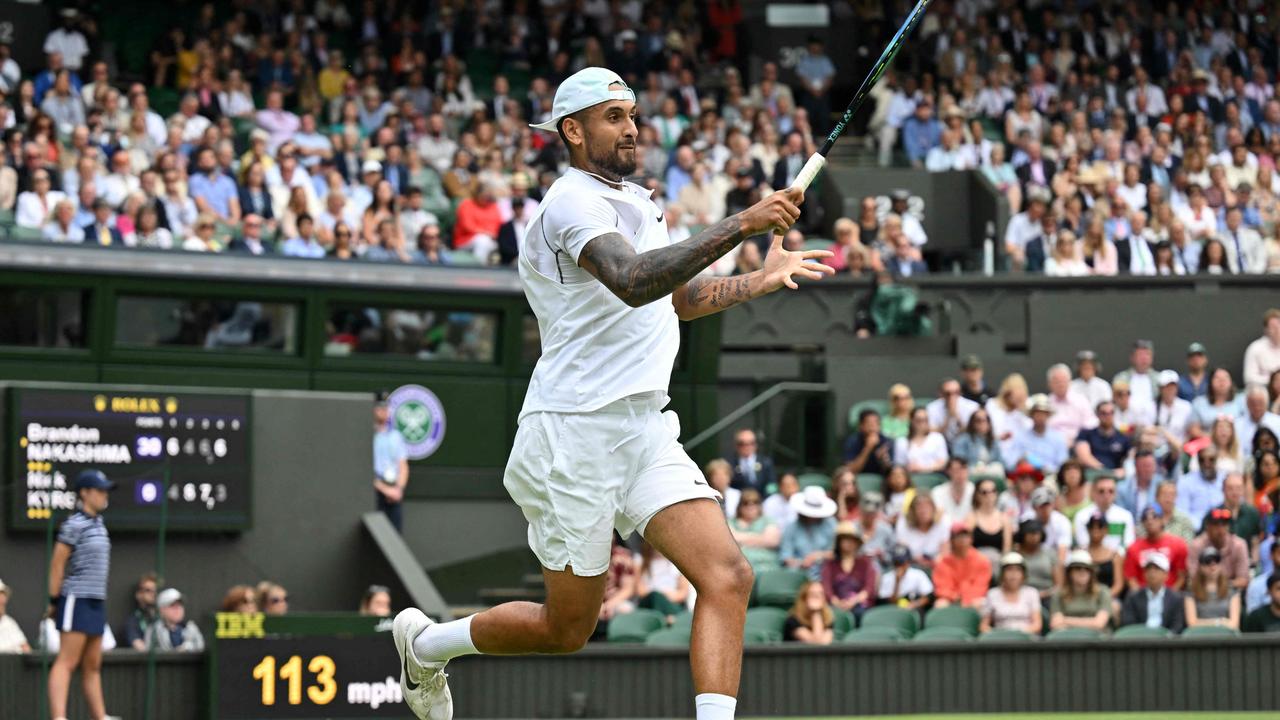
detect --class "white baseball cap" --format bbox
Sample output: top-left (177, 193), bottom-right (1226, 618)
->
top-left (530, 67), bottom-right (636, 132)
top-left (1158, 369), bottom-right (1180, 386)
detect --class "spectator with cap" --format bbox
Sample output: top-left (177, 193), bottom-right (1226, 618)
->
top-left (1123, 505), bottom-right (1188, 593)
top-left (1050, 550), bottom-right (1113, 632)
top-left (1070, 351), bottom-right (1112, 409)
top-left (1184, 546), bottom-right (1241, 630)
top-left (728, 428), bottom-right (776, 494)
top-left (1242, 574), bottom-right (1280, 633)
top-left (143, 588), bottom-right (205, 652)
top-left (1119, 552), bottom-right (1187, 633)
top-left (820, 522), bottom-right (878, 616)
top-left (47, 469), bottom-right (115, 720)
top-left (1009, 395), bottom-right (1069, 472)
top-left (877, 544), bottom-right (933, 611)
top-left (121, 573), bottom-right (158, 651)
top-left (1178, 446), bottom-right (1226, 524)
top-left (853, 492), bottom-right (896, 572)
top-left (926, 377), bottom-right (980, 443)
top-left (1031, 486), bottom-right (1072, 566)
top-left (1075, 400), bottom-right (1133, 476)
top-left (1189, 508), bottom-right (1251, 592)
top-left (932, 522), bottom-right (992, 609)
top-left (1113, 339), bottom-right (1160, 417)
top-left (373, 390), bottom-right (409, 532)
top-left (1236, 385), bottom-right (1280, 457)
top-left (1153, 481), bottom-right (1196, 544)
top-left (1117, 451), bottom-right (1165, 518)
top-left (959, 355), bottom-right (992, 405)
top-left (761, 472), bottom-right (799, 532)
top-left (1073, 475), bottom-right (1136, 551)
top-left (932, 457), bottom-right (974, 525)
top-left (999, 461), bottom-right (1043, 523)
top-left (780, 486), bottom-right (838, 581)
top-left (1246, 538), bottom-right (1280, 613)
top-left (1179, 343), bottom-right (1212, 401)
top-left (1154, 370), bottom-right (1194, 446)
top-left (842, 408), bottom-right (892, 475)
top-left (980, 552), bottom-right (1042, 635)
top-left (0, 578), bottom-right (30, 653)
top-left (1046, 363), bottom-right (1098, 441)
top-left (1243, 309), bottom-right (1280, 388)
top-left (1014, 519), bottom-right (1060, 600)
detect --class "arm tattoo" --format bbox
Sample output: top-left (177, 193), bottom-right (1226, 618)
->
top-left (577, 215), bottom-right (744, 307)
top-left (683, 274), bottom-right (756, 312)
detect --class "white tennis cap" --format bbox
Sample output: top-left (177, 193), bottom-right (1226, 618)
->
top-left (529, 67), bottom-right (635, 132)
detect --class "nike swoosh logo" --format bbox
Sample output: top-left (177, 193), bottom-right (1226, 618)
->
top-left (404, 649), bottom-right (420, 691)
top-left (656, 214), bottom-right (664, 223)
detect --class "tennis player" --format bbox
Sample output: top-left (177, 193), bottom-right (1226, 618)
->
top-left (395, 66), bottom-right (834, 720)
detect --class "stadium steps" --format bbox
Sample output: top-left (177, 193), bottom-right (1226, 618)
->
top-left (475, 571), bottom-right (548, 606)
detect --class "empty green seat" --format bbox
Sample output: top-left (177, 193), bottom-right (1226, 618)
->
top-left (980, 628), bottom-right (1034, 642)
top-left (744, 627), bottom-right (781, 644)
top-left (1181, 625), bottom-right (1239, 638)
top-left (1113, 625), bottom-right (1171, 640)
top-left (841, 626), bottom-right (903, 643)
top-left (1046, 627), bottom-right (1103, 641)
top-left (744, 606), bottom-right (789, 637)
top-left (913, 626), bottom-right (973, 642)
top-left (856, 473), bottom-right (884, 494)
top-left (671, 612), bottom-right (694, 633)
top-left (803, 238), bottom-right (835, 253)
top-left (645, 627), bottom-right (691, 647)
top-left (911, 473), bottom-right (948, 491)
top-left (606, 609), bottom-right (665, 643)
top-left (753, 568), bottom-right (806, 608)
top-left (832, 608), bottom-right (856, 638)
top-left (860, 605), bottom-right (919, 639)
top-left (925, 606), bottom-right (980, 636)
top-left (797, 472), bottom-right (831, 491)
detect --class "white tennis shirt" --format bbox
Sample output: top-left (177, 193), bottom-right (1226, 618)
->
top-left (518, 167), bottom-right (680, 419)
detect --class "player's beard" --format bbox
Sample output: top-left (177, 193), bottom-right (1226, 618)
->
top-left (586, 140), bottom-right (637, 180)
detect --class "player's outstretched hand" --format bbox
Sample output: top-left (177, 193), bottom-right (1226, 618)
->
top-left (739, 187), bottom-right (805, 238)
top-left (762, 232), bottom-right (836, 291)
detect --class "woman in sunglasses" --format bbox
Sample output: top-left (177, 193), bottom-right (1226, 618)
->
top-left (257, 582), bottom-right (289, 616)
top-left (1184, 546), bottom-right (1240, 630)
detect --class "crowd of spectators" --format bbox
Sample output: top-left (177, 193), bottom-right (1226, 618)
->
top-left (0, 570), bottom-right (399, 656)
top-left (12, 2), bottom-right (1279, 278)
top-left (594, 308), bottom-right (1280, 641)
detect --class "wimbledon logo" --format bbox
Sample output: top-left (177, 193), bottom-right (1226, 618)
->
top-left (387, 384), bottom-right (447, 460)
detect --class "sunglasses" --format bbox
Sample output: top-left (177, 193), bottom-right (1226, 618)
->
top-left (268, 595), bottom-right (288, 604)
top-left (978, 489), bottom-right (996, 495)
top-left (1201, 557), bottom-right (1221, 566)
top-left (740, 499), bottom-right (760, 506)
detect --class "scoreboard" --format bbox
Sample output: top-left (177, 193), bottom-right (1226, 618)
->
top-left (211, 614), bottom-right (407, 718)
top-left (8, 386), bottom-right (252, 531)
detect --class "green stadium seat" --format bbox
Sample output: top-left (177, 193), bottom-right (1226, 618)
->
top-left (7, 224), bottom-right (44, 243)
top-left (797, 472), bottom-right (831, 491)
top-left (911, 473), bottom-right (948, 491)
top-left (979, 628), bottom-right (1034, 642)
top-left (744, 627), bottom-right (781, 644)
top-left (606, 609), bottom-right (665, 643)
top-left (847, 399), bottom-right (891, 430)
top-left (744, 606), bottom-right (789, 637)
top-left (1084, 468), bottom-right (1112, 483)
top-left (859, 605), bottom-right (919, 638)
top-left (832, 608), bottom-right (856, 638)
top-left (446, 251), bottom-right (484, 266)
top-left (924, 606), bottom-right (980, 636)
top-left (645, 627), bottom-right (691, 647)
top-left (671, 612), bottom-right (694, 633)
top-left (1181, 625), bottom-right (1239, 638)
top-left (913, 626), bottom-right (974, 642)
top-left (802, 239), bottom-right (834, 253)
top-left (1113, 625), bottom-right (1171, 640)
top-left (1046, 627), bottom-right (1103, 641)
top-left (856, 474), bottom-right (884, 494)
top-left (841, 626), bottom-right (903, 643)
top-left (0, 208), bottom-right (14, 225)
top-left (753, 568), bottom-right (806, 608)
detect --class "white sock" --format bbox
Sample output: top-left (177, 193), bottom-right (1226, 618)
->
top-left (695, 693), bottom-right (737, 720)
top-left (411, 614), bottom-right (479, 664)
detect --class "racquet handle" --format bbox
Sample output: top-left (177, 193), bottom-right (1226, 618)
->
top-left (790, 154), bottom-right (827, 192)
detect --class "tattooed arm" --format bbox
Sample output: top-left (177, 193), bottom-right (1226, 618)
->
top-left (577, 188), bottom-right (806, 308)
top-left (672, 233), bottom-right (837, 320)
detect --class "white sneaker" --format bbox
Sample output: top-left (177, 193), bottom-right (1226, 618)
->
top-left (394, 608), bottom-right (454, 720)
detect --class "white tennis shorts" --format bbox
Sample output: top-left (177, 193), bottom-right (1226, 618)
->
top-left (503, 391), bottom-right (721, 577)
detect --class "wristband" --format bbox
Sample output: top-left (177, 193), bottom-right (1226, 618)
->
top-left (49, 595), bottom-right (59, 606)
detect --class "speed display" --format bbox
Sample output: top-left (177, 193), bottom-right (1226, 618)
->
top-left (8, 386), bottom-right (251, 531)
